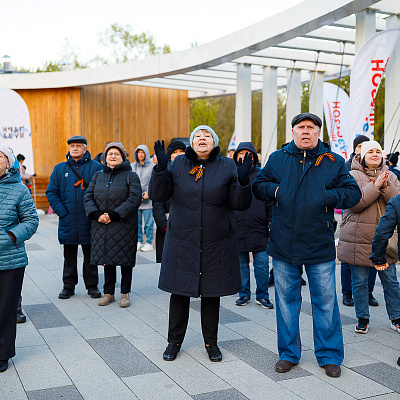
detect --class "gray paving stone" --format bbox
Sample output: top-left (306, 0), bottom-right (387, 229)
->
top-left (25, 243), bottom-right (45, 251)
top-left (23, 303), bottom-right (71, 329)
top-left (88, 336), bottom-right (160, 377)
top-left (351, 362), bottom-right (400, 393)
top-left (191, 301), bottom-right (249, 324)
top-left (123, 371), bottom-right (193, 400)
top-left (192, 388), bottom-right (249, 400)
top-left (220, 338), bottom-right (311, 381)
top-left (301, 301), bottom-right (357, 325)
top-left (136, 254), bottom-right (155, 264)
top-left (27, 385), bottom-right (83, 400)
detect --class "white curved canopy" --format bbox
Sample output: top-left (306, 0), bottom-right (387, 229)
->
top-left (1, 0), bottom-right (399, 98)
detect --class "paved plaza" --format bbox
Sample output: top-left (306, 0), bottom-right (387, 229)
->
top-left (1, 215), bottom-right (400, 399)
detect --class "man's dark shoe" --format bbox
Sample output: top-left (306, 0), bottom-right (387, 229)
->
top-left (0, 360), bottom-right (8, 373)
top-left (369, 293), bottom-right (379, 307)
top-left (235, 296), bottom-right (250, 306)
top-left (255, 298), bottom-right (274, 309)
top-left (323, 364), bottom-right (341, 377)
top-left (343, 293), bottom-right (354, 307)
top-left (205, 344), bottom-right (222, 362)
top-left (275, 360), bottom-right (295, 373)
top-left (87, 287), bottom-right (101, 299)
top-left (58, 289), bottom-right (74, 299)
top-left (163, 343), bottom-right (181, 361)
top-left (16, 297), bottom-right (26, 323)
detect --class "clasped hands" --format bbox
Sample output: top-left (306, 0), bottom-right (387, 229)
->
top-left (98, 213), bottom-right (111, 224)
top-left (375, 171), bottom-right (389, 189)
top-left (374, 263), bottom-right (389, 271)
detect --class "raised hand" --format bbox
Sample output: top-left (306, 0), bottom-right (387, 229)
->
top-left (154, 140), bottom-right (172, 171)
top-left (237, 152), bottom-right (253, 186)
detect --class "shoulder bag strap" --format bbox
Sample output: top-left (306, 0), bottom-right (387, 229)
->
top-left (67, 163), bottom-right (88, 189)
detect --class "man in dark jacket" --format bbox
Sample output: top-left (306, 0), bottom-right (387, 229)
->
top-left (253, 112), bottom-right (361, 378)
top-left (46, 136), bottom-right (102, 299)
top-left (153, 141), bottom-right (186, 263)
top-left (233, 142), bottom-right (273, 309)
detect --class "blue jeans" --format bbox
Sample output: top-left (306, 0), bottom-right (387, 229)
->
top-left (341, 262), bottom-right (377, 295)
top-left (138, 209), bottom-right (154, 244)
top-left (273, 258), bottom-right (344, 366)
top-left (238, 251), bottom-right (270, 300)
top-left (350, 264), bottom-right (400, 321)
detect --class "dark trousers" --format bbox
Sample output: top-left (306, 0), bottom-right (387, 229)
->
top-left (341, 262), bottom-right (377, 295)
top-left (168, 294), bottom-right (220, 345)
top-left (0, 267), bottom-right (25, 360)
top-left (63, 244), bottom-right (98, 290)
top-left (103, 265), bottom-right (133, 294)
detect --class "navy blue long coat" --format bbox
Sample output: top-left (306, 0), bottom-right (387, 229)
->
top-left (253, 140), bottom-right (361, 265)
top-left (46, 151), bottom-right (102, 245)
top-left (149, 146), bottom-right (252, 298)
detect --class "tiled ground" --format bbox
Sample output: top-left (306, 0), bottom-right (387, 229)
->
top-left (2, 215), bottom-right (400, 399)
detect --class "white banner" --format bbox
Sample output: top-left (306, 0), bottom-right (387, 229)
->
top-left (323, 82), bottom-right (350, 160)
top-left (0, 88), bottom-right (34, 174)
top-left (350, 29), bottom-right (400, 145)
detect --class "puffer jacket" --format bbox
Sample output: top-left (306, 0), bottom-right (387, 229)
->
top-left (149, 146), bottom-right (252, 298)
top-left (253, 140), bottom-right (361, 265)
top-left (131, 145), bottom-right (155, 210)
top-left (84, 160), bottom-right (142, 267)
top-left (0, 157), bottom-right (39, 270)
top-left (46, 151), bottom-right (102, 245)
top-left (338, 156), bottom-right (400, 267)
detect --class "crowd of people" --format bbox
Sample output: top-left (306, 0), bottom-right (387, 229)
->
top-left (1, 112), bottom-right (400, 375)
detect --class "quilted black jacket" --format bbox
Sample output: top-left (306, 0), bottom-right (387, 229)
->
top-left (149, 146), bottom-right (252, 298)
top-left (84, 160), bottom-right (142, 267)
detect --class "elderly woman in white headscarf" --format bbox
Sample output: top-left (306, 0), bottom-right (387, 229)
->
top-left (0, 146), bottom-right (38, 373)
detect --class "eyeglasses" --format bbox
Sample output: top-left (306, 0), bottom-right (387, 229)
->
top-left (107, 152), bottom-right (122, 157)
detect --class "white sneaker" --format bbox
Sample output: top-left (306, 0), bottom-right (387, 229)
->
top-left (141, 243), bottom-right (153, 252)
top-left (390, 321), bottom-right (400, 333)
top-left (137, 242), bottom-right (143, 251)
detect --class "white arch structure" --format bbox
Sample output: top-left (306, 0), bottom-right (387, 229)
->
top-left (1, 0), bottom-right (400, 160)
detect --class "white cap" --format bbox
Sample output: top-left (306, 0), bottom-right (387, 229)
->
top-left (360, 140), bottom-right (382, 161)
top-left (0, 145), bottom-right (14, 167)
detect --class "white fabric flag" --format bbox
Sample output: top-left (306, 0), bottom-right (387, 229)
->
top-left (0, 88), bottom-right (34, 174)
top-left (350, 29), bottom-right (400, 145)
top-left (228, 131), bottom-right (237, 150)
top-left (323, 82), bottom-right (350, 160)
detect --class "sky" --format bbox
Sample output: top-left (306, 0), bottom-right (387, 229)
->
top-left (1, 0), bottom-right (303, 70)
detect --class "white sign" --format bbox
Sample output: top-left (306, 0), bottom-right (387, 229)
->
top-left (350, 29), bottom-right (400, 145)
top-left (323, 82), bottom-right (350, 160)
top-left (0, 88), bottom-right (34, 174)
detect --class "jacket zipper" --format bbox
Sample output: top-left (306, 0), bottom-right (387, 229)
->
top-left (104, 171), bottom-right (113, 265)
top-left (199, 164), bottom-right (204, 298)
top-left (76, 165), bottom-right (80, 243)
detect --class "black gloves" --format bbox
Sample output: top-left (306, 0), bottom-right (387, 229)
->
top-left (154, 140), bottom-right (172, 172)
top-left (237, 152), bottom-right (253, 186)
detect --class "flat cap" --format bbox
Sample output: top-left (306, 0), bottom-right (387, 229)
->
top-left (67, 135), bottom-right (87, 145)
top-left (291, 112), bottom-right (322, 128)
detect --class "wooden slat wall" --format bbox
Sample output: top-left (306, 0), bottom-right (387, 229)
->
top-left (16, 84), bottom-right (190, 176)
top-left (16, 88), bottom-right (81, 176)
top-left (81, 84), bottom-right (190, 160)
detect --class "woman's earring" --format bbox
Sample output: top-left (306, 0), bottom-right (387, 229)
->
top-left (5, 165), bottom-right (9, 174)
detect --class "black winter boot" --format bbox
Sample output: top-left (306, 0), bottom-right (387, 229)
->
top-left (17, 296), bottom-right (26, 324)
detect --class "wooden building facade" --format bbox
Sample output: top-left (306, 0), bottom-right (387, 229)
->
top-left (16, 84), bottom-right (190, 177)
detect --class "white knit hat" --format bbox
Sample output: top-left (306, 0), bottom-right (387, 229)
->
top-left (360, 140), bottom-right (382, 161)
top-left (0, 145), bottom-right (15, 168)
